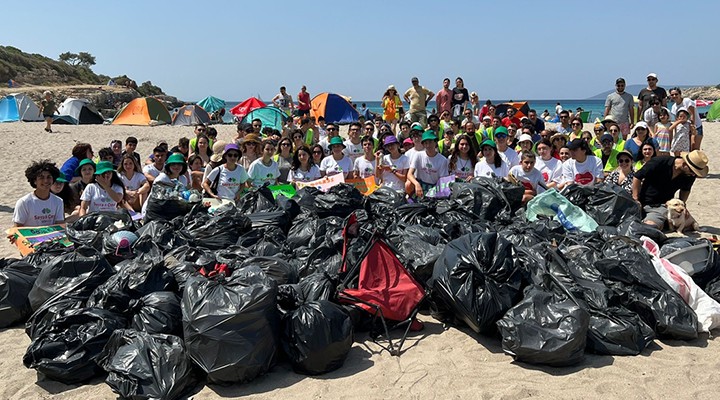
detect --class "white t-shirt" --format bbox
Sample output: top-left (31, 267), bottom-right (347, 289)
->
top-left (155, 173), bottom-right (189, 187)
top-left (120, 171), bottom-right (147, 191)
top-left (534, 157), bottom-right (563, 184)
top-left (380, 154), bottom-right (410, 191)
top-left (451, 157), bottom-right (474, 181)
top-left (80, 183), bottom-right (123, 212)
top-left (13, 192), bottom-right (65, 226)
top-left (404, 147), bottom-right (421, 162)
top-left (319, 138), bottom-right (331, 156)
top-left (288, 165), bottom-right (322, 183)
top-left (555, 104), bottom-right (563, 115)
top-left (474, 159), bottom-right (510, 178)
top-left (343, 140), bottom-right (364, 162)
top-left (509, 165), bottom-right (545, 193)
top-left (411, 151), bottom-right (449, 185)
top-left (142, 164), bottom-right (162, 179)
top-left (500, 147), bottom-right (520, 167)
top-left (320, 155), bottom-right (353, 177)
top-left (353, 156), bottom-right (376, 178)
top-left (247, 158), bottom-right (280, 187)
top-left (671, 98), bottom-right (702, 128)
top-left (561, 155), bottom-right (604, 185)
top-left (206, 165), bottom-right (250, 200)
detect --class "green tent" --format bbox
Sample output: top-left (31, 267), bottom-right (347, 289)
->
top-left (197, 96), bottom-right (225, 113)
top-left (706, 101), bottom-right (720, 122)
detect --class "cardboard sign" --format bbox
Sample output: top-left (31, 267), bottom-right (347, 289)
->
top-left (346, 177), bottom-right (379, 196)
top-left (295, 173), bottom-right (345, 192)
top-left (6, 224), bottom-right (72, 256)
top-left (425, 175), bottom-right (455, 198)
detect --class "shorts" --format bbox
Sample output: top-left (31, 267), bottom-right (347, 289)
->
top-left (619, 122), bottom-right (630, 139)
top-left (643, 205), bottom-right (667, 228)
top-left (297, 109), bottom-right (310, 117)
top-left (43, 114), bottom-right (53, 119)
top-left (696, 125), bottom-right (703, 136)
top-left (409, 111), bottom-right (427, 127)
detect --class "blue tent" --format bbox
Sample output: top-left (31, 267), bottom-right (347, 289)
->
top-left (197, 96), bottom-right (225, 113)
top-left (241, 106), bottom-right (290, 132)
top-left (311, 92), bottom-right (359, 124)
top-left (0, 93), bottom-right (42, 122)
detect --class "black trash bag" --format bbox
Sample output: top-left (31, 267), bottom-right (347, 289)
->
top-left (453, 179), bottom-right (514, 223)
top-left (66, 211), bottom-right (135, 250)
top-left (314, 184), bottom-right (364, 218)
top-left (497, 285), bottom-right (589, 367)
top-left (617, 219), bottom-right (667, 245)
top-left (276, 194), bottom-right (301, 221)
top-left (586, 183), bottom-right (642, 226)
top-left (501, 218), bottom-right (564, 248)
top-left (365, 187), bottom-right (405, 227)
top-left (246, 211), bottom-right (291, 233)
top-left (297, 246), bottom-right (342, 278)
top-left (0, 259), bottom-right (39, 328)
top-left (560, 184), bottom-right (594, 209)
top-left (129, 291), bottom-right (183, 336)
top-left (182, 206), bottom-right (252, 250)
top-left (22, 240), bottom-right (72, 268)
top-left (281, 300), bottom-right (353, 375)
top-left (28, 246), bottom-right (114, 311)
top-left (135, 219), bottom-right (189, 252)
top-left (431, 232), bottom-right (526, 333)
top-left (586, 307), bottom-right (656, 356)
top-left (144, 181), bottom-right (201, 223)
top-left (164, 246), bottom-right (216, 293)
top-left (245, 227), bottom-right (288, 257)
top-left (299, 272), bottom-right (336, 302)
top-left (292, 187), bottom-right (320, 214)
top-left (23, 307), bottom-right (126, 384)
top-left (214, 245), bottom-right (252, 267)
top-left (395, 202), bottom-right (437, 227)
top-left (706, 275), bottom-right (720, 304)
top-left (236, 185), bottom-right (277, 214)
top-left (98, 329), bottom-right (198, 400)
top-left (390, 224), bottom-right (445, 286)
top-left (660, 238), bottom-right (720, 288)
top-left (287, 216), bottom-right (319, 248)
top-left (182, 266), bottom-right (279, 384)
top-left (239, 256), bottom-right (299, 285)
top-left (102, 233), bottom-right (162, 268)
top-left (277, 284), bottom-right (305, 316)
top-left (595, 237), bottom-right (698, 340)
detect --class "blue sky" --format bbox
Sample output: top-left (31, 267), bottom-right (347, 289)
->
top-left (5, 1), bottom-right (718, 101)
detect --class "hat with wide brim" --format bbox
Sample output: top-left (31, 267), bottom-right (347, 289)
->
top-left (550, 132), bottom-right (568, 142)
top-left (682, 150), bottom-right (709, 178)
top-left (329, 136), bottom-right (346, 148)
top-left (241, 134), bottom-right (261, 146)
top-left (210, 140), bottom-right (229, 163)
top-left (74, 158), bottom-right (96, 176)
top-left (166, 153), bottom-right (187, 166)
top-left (94, 161), bottom-right (115, 175)
top-left (421, 130), bottom-right (438, 142)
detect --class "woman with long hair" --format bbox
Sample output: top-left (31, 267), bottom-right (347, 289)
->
top-left (275, 136), bottom-right (294, 183)
top-left (624, 121), bottom-right (657, 159)
top-left (604, 150), bottom-right (635, 193)
top-left (79, 161), bottom-right (130, 216)
top-left (474, 140), bottom-right (509, 178)
top-left (288, 145), bottom-right (321, 185)
top-left (248, 139), bottom-right (281, 187)
top-left (117, 154), bottom-right (150, 211)
top-left (559, 139), bottom-right (604, 189)
top-left (239, 134), bottom-right (261, 170)
top-left (634, 141), bottom-right (657, 171)
top-left (310, 144), bottom-right (325, 165)
top-left (569, 117), bottom-right (584, 141)
top-left (189, 134), bottom-right (212, 166)
top-left (376, 136), bottom-right (409, 192)
top-left (203, 144), bottom-right (249, 202)
top-left (534, 139), bottom-right (563, 188)
top-left (448, 134), bottom-right (477, 181)
top-left (382, 85), bottom-right (401, 132)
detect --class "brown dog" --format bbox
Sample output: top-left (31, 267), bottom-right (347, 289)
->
top-left (666, 198), bottom-right (700, 234)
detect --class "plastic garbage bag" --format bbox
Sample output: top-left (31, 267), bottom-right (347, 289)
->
top-left (497, 285), bottom-right (589, 366)
top-left (390, 224), bottom-right (444, 286)
top-left (22, 240), bottom-right (73, 268)
top-left (214, 246), bottom-right (252, 267)
top-left (23, 307), bottom-right (126, 384)
top-left (287, 217), bottom-right (319, 248)
top-left (236, 185), bottom-right (277, 214)
top-left (314, 184), bottom-right (364, 218)
top-left (66, 211), bottom-right (135, 250)
top-left (0, 259), bottom-right (38, 328)
top-left (587, 183), bottom-right (642, 226)
top-left (298, 272), bottom-right (336, 302)
top-left (28, 246), bottom-right (114, 311)
top-left (452, 178), bottom-right (515, 223)
top-left (182, 266), bottom-right (279, 384)
top-left (130, 291), bottom-right (183, 335)
top-left (395, 203), bottom-right (437, 227)
top-left (135, 219), bottom-right (189, 252)
top-left (526, 188), bottom-right (599, 233)
top-left (246, 211), bottom-right (291, 233)
top-left (297, 246), bottom-right (342, 278)
top-left (281, 300), bottom-right (353, 375)
top-left (431, 232), bottom-right (526, 333)
top-left (163, 246), bottom-right (216, 293)
top-left (144, 181), bottom-right (201, 223)
top-left (616, 219), bottom-right (667, 245)
top-left (182, 205), bottom-right (252, 250)
top-left (98, 329), bottom-right (198, 400)
top-left (239, 256), bottom-right (299, 285)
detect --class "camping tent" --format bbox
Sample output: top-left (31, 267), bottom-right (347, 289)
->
top-left (494, 101), bottom-right (530, 119)
top-left (53, 98), bottom-right (104, 125)
top-left (706, 101), bottom-right (720, 122)
top-left (230, 97), bottom-right (266, 118)
top-left (112, 97), bottom-right (172, 126)
top-left (197, 96), bottom-right (225, 113)
top-left (241, 106), bottom-right (289, 131)
top-left (0, 93), bottom-right (43, 122)
top-left (172, 105), bottom-right (211, 126)
top-left (311, 93), bottom-right (359, 124)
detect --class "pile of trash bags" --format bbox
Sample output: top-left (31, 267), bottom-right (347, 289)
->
top-left (2, 178), bottom-right (718, 397)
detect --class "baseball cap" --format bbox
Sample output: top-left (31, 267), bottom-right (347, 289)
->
top-left (383, 135), bottom-right (399, 146)
top-left (402, 138), bottom-right (414, 146)
top-left (616, 77), bottom-right (626, 84)
top-left (494, 126), bottom-right (509, 137)
top-left (647, 73), bottom-right (658, 79)
top-left (566, 138), bottom-right (585, 150)
top-left (421, 130), bottom-right (437, 142)
top-left (600, 133), bottom-right (614, 143)
top-left (482, 116), bottom-right (491, 121)
top-left (411, 77), bottom-right (419, 82)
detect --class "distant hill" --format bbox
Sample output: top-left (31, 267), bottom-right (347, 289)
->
top-left (588, 84), bottom-right (720, 100)
top-left (0, 46), bottom-right (108, 86)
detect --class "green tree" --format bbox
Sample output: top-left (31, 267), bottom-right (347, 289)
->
top-left (77, 52), bottom-right (96, 67)
top-left (58, 51), bottom-right (80, 66)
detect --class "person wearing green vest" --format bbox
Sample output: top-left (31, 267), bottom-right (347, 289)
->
top-left (607, 123), bottom-right (626, 152)
top-left (593, 133), bottom-right (620, 172)
top-left (299, 118), bottom-right (316, 145)
top-left (428, 114), bottom-right (445, 141)
top-left (438, 129), bottom-right (456, 157)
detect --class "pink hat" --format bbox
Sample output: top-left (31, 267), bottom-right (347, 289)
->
top-left (402, 138), bottom-right (413, 146)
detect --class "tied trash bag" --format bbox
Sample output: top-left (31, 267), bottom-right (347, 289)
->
top-left (0, 259), bottom-right (39, 328)
top-left (98, 329), bottom-right (198, 400)
top-left (526, 188), bottom-right (599, 233)
top-left (431, 232), bottom-right (526, 333)
top-left (164, 246), bottom-right (216, 293)
top-left (564, 183), bottom-right (642, 227)
top-left (314, 184), bottom-right (364, 218)
top-left (66, 211), bottom-right (135, 250)
top-left (452, 178), bottom-right (516, 223)
top-left (390, 225), bottom-right (445, 286)
top-left (282, 300), bottom-right (353, 375)
top-left (617, 219), bottom-right (667, 245)
top-left (23, 307), bottom-right (126, 384)
top-left (135, 220), bottom-right (189, 252)
top-left (239, 256), bottom-right (299, 285)
top-left (144, 181), bottom-right (201, 223)
top-left (182, 265), bottom-right (279, 384)
top-left (130, 291), bottom-right (183, 335)
top-left (182, 205), bottom-right (252, 250)
top-left (28, 246), bottom-right (114, 311)
top-left (236, 185), bottom-right (277, 214)
top-left (497, 285), bottom-right (589, 367)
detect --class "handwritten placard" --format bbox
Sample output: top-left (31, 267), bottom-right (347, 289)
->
top-left (295, 173), bottom-right (345, 192)
top-left (6, 224), bottom-right (72, 256)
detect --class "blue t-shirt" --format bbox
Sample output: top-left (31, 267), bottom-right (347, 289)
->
top-left (60, 156), bottom-right (80, 181)
top-left (624, 138), bottom-right (658, 160)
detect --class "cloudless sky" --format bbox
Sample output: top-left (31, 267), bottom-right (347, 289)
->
top-left (4, 1), bottom-right (719, 101)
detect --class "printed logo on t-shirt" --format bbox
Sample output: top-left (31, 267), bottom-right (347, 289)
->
top-left (521, 181), bottom-right (534, 191)
top-left (363, 167), bottom-right (373, 173)
top-left (542, 171), bottom-right (549, 182)
top-left (575, 172), bottom-right (594, 185)
top-left (266, 173), bottom-right (274, 178)
top-left (41, 208), bottom-right (51, 214)
top-left (228, 177), bottom-right (238, 183)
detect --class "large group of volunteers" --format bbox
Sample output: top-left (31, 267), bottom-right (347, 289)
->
top-left (6, 75), bottom-right (719, 399)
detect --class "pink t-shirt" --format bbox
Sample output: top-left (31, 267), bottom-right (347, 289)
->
top-left (297, 92), bottom-right (311, 111)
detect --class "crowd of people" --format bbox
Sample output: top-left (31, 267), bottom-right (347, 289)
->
top-left (10, 75), bottom-right (711, 237)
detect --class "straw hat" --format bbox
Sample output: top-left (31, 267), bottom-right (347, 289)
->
top-left (210, 140), bottom-right (228, 163)
top-left (681, 150), bottom-right (709, 178)
top-left (241, 134), bottom-right (261, 146)
top-left (550, 132), bottom-right (568, 142)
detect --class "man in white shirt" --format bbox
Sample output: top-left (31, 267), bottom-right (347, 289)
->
top-left (343, 122), bottom-right (364, 162)
top-left (143, 146), bottom-right (167, 184)
top-left (13, 161), bottom-right (65, 227)
top-left (406, 130), bottom-right (449, 198)
top-left (493, 127), bottom-right (520, 167)
top-left (669, 87), bottom-right (703, 150)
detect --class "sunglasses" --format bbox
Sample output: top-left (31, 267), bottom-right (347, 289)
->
top-left (225, 152), bottom-right (240, 158)
top-left (609, 129), bottom-right (619, 133)
top-left (618, 158), bottom-right (632, 164)
top-left (560, 116), bottom-right (569, 119)
top-left (327, 127), bottom-right (338, 131)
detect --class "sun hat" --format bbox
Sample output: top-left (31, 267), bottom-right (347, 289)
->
top-left (329, 136), bottom-right (346, 148)
top-left (631, 121), bottom-right (649, 135)
top-left (402, 138), bottom-right (414, 147)
top-left (600, 133), bottom-right (614, 143)
top-left (482, 116), bottom-right (491, 121)
top-left (94, 161), bottom-right (115, 175)
top-left (242, 133), bottom-right (261, 145)
top-left (410, 122), bottom-right (424, 132)
top-left (383, 135), bottom-right (399, 146)
top-left (165, 153), bottom-right (186, 166)
top-left (601, 115), bottom-right (616, 123)
top-left (494, 126), bottom-right (509, 137)
top-left (480, 139), bottom-right (497, 149)
top-left (517, 134), bottom-right (533, 143)
top-left (364, 120), bottom-right (375, 127)
top-left (224, 143), bottom-right (241, 154)
top-left (470, 91), bottom-right (478, 97)
top-left (421, 130), bottom-right (437, 142)
top-left (616, 150), bottom-right (634, 160)
top-left (55, 176), bottom-right (68, 183)
top-left (550, 132), bottom-right (568, 142)
top-left (210, 140), bottom-right (228, 163)
top-left (74, 158), bottom-right (96, 176)
top-left (388, 84), bottom-right (396, 90)
top-left (566, 138), bottom-right (585, 150)
top-left (681, 150), bottom-right (709, 178)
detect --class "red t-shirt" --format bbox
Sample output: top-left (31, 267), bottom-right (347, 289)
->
top-left (298, 92), bottom-right (311, 111)
top-left (502, 116), bottom-right (521, 128)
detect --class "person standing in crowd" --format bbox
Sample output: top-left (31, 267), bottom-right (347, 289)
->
top-left (78, 161), bottom-right (128, 216)
top-left (110, 140), bottom-right (123, 167)
top-left (204, 144), bottom-right (249, 202)
top-left (559, 139), bottom-right (604, 189)
top-left (594, 133), bottom-right (621, 172)
top-left (624, 122), bottom-right (657, 160)
top-left (633, 150), bottom-right (708, 229)
top-left (474, 139), bottom-right (509, 178)
top-left (310, 144), bottom-right (325, 169)
top-left (320, 136), bottom-right (353, 178)
top-left (502, 107), bottom-right (521, 128)
top-left (638, 73), bottom-right (668, 115)
top-left (344, 122), bottom-right (364, 162)
top-left (189, 124), bottom-right (208, 150)
top-left (297, 85), bottom-right (311, 117)
top-left (382, 85), bottom-right (402, 133)
top-left (555, 102), bottom-right (563, 117)
top-left (288, 146), bottom-right (321, 185)
top-left (404, 77), bottom-right (434, 127)
top-left (534, 139), bottom-right (563, 188)
top-left (568, 117), bottom-right (584, 141)
top-left (654, 108), bottom-right (672, 156)
top-left (469, 92), bottom-right (481, 116)
top-left (556, 110), bottom-right (572, 134)
top-left (239, 134), bottom-right (261, 170)
top-left (527, 109), bottom-right (545, 134)
top-left (428, 114), bottom-right (445, 141)
top-left (406, 130), bottom-right (449, 198)
top-left (669, 87), bottom-right (703, 150)
top-left (40, 91), bottom-right (58, 133)
top-left (493, 127), bottom-right (520, 167)
top-left (154, 153), bottom-right (190, 187)
top-left (272, 86), bottom-right (294, 115)
top-left (376, 136), bottom-right (409, 192)
top-left (189, 135), bottom-right (212, 166)
top-left (451, 77), bottom-right (470, 120)
top-left (352, 136), bottom-right (377, 179)
top-left (170, 137), bottom-right (190, 160)
top-left (12, 160), bottom-right (64, 228)
top-left (604, 77), bottom-right (635, 138)
top-left (634, 141), bottom-right (657, 171)
top-left (669, 109), bottom-right (694, 155)
top-left (642, 99), bottom-right (668, 134)
top-left (435, 78), bottom-right (452, 117)
top-left (461, 109), bottom-right (479, 126)
top-left (319, 123), bottom-right (339, 155)
top-left (604, 150), bottom-right (635, 193)
top-left (448, 135), bottom-right (477, 181)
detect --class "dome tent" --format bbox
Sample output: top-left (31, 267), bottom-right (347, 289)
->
top-left (311, 93), bottom-right (359, 124)
top-left (197, 96), bottom-right (226, 114)
top-left (112, 97), bottom-right (172, 126)
top-left (53, 98), bottom-right (104, 125)
top-left (172, 105), bottom-right (211, 126)
top-left (241, 106), bottom-right (290, 132)
top-left (0, 93), bottom-right (43, 122)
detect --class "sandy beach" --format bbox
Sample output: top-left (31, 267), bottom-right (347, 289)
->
top-left (1, 121), bottom-right (719, 400)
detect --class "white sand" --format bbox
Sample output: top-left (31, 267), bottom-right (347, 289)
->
top-left (1, 121), bottom-right (719, 399)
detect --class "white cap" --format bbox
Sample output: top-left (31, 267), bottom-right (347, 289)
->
top-left (388, 84), bottom-right (395, 90)
top-left (517, 134), bottom-right (533, 143)
top-left (647, 73), bottom-right (658, 79)
top-left (482, 116), bottom-right (491, 121)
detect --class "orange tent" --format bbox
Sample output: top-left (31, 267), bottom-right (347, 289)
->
top-left (311, 93), bottom-right (359, 124)
top-left (112, 97), bottom-right (172, 126)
